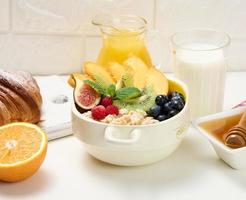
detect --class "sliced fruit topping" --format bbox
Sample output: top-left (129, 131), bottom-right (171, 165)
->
top-left (83, 62), bottom-right (115, 88)
top-left (74, 78), bottom-right (101, 112)
top-left (169, 91), bottom-right (185, 104)
top-left (145, 68), bottom-right (169, 95)
top-left (169, 91), bottom-right (183, 99)
top-left (115, 69), bottom-right (134, 90)
top-left (101, 96), bottom-right (113, 107)
top-left (123, 56), bottom-right (149, 89)
top-left (113, 87), bottom-right (156, 112)
top-left (121, 69), bottom-right (134, 87)
top-left (147, 91), bottom-right (185, 122)
top-left (105, 105), bottom-right (119, 116)
top-left (91, 105), bottom-right (107, 120)
top-left (106, 62), bottom-right (126, 82)
top-left (162, 102), bottom-right (173, 113)
top-left (0, 122), bottom-right (48, 182)
top-left (83, 79), bottom-right (107, 96)
top-left (167, 109), bottom-right (179, 118)
top-left (148, 105), bottom-right (161, 118)
top-left (170, 99), bottom-right (184, 111)
top-left (68, 73), bottom-right (91, 88)
top-left (156, 114), bottom-right (168, 122)
top-left (115, 87), bottom-right (141, 101)
top-left (70, 56), bottom-right (176, 124)
top-left (77, 85), bottom-right (99, 107)
top-left (107, 84), bottom-right (116, 97)
top-left (169, 91), bottom-right (185, 111)
top-left (155, 95), bottom-right (169, 106)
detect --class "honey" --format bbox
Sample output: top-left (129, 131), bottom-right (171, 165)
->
top-left (200, 114), bottom-right (242, 144)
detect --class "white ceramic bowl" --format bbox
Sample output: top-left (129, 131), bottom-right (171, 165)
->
top-left (192, 106), bottom-right (246, 170)
top-left (72, 77), bottom-right (190, 166)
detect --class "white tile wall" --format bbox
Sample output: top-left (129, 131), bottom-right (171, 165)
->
top-left (0, 34), bottom-right (85, 74)
top-left (227, 39), bottom-right (246, 71)
top-left (156, 0), bottom-right (246, 37)
top-left (85, 36), bottom-right (101, 62)
top-left (12, 0), bottom-right (155, 35)
top-left (156, 0), bottom-right (246, 71)
top-left (12, 0), bottom-right (90, 34)
top-left (0, 0), bottom-right (245, 74)
top-left (0, 0), bottom-right (10, 32)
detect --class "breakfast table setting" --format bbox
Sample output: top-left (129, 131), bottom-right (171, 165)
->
top-left (0, 72), bottom-right (245, 200)
top-left (0, 13), bottom-right (246, 200)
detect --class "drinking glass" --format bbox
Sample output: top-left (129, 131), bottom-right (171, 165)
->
top-left (171, 30), bottom-right (230, 118)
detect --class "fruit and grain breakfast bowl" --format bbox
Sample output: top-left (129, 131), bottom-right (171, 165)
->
top-left (69, 56), bottom-right (190, 166)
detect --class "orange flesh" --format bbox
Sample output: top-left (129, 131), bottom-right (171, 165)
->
top-left (0, 126), bottom-right (42, 164)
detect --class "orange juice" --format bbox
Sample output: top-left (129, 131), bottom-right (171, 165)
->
top-left (96, 30), bottom-right (153, 67)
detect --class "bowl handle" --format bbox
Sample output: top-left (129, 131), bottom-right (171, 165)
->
top-left (104, 127), bottom-right (141, 145)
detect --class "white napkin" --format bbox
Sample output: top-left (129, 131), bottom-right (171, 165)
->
top-left (36, 76), bottom-right (73, 140)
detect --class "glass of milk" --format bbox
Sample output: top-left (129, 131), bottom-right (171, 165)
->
top-left (171, 30), bottom-right (230, 118)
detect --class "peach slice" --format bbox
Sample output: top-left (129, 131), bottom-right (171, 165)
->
top-left (146, 68), bottom-right (169, 95)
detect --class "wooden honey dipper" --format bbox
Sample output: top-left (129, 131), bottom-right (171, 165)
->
top-left (223, 109), bottom-right (246, 148)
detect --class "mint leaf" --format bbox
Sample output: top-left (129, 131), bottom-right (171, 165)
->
top-left (107, 84), bottom-right (116, 97)
top-left (84, 80), bottom-right (107, 96)
top-left (115, 87), bottom-right (141, 101)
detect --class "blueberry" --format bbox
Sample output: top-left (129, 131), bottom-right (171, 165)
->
top-left (168, 91), bottom-right (179, 98)
top-left (171, 96), bottom-right (185, 105)
top-left (162, 102), bottom-right (173, 114)
top-left (155, 95), bottom-right (169, 106)
top-left (156, 114), bottom-right (167, 121)
top-left (167, 109), bottom-right (179, 119)
top-left (148, 105), bottom-right (161, 118)
top-left (169, 92), bottom-right (184, 100)
top-left (170, 99), bottom-right (184, 111)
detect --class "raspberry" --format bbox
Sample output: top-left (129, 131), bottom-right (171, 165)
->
top-left (101, 96), bottom-right (113, 107)
top-left (91, 105), bottom-right (106, 120)
top-left (106, 105), bottom-right (119, 116)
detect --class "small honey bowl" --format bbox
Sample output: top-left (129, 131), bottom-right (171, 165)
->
top-left (192, 106), bottom-right (246, 170)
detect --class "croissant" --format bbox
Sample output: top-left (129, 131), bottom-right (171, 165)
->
top-left (0, 70), bottom-right (42, 126)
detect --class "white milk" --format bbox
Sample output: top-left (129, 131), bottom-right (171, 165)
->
top-left (174, 43), bottom-right (226, 118)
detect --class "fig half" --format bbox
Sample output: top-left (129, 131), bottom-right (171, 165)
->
top-left (73, 76), bottom-right (101, 113)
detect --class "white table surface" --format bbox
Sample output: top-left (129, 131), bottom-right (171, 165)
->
top-left (1, 72), bottom-right (246, 200)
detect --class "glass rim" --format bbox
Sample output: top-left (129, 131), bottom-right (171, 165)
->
top-left (171, 29), bottom-right (231, 51)
top-left (92, 14), bottom-right (147, 36)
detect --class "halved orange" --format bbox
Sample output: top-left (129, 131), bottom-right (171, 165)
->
top-left (0, 122), bottom-right (48, 182)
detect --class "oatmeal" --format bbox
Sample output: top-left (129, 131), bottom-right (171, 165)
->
top-left (83, 109), bottom-right (158, 125)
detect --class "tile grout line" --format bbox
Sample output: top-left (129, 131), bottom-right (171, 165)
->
top-left (12, 30), bottom-right (86, 37)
